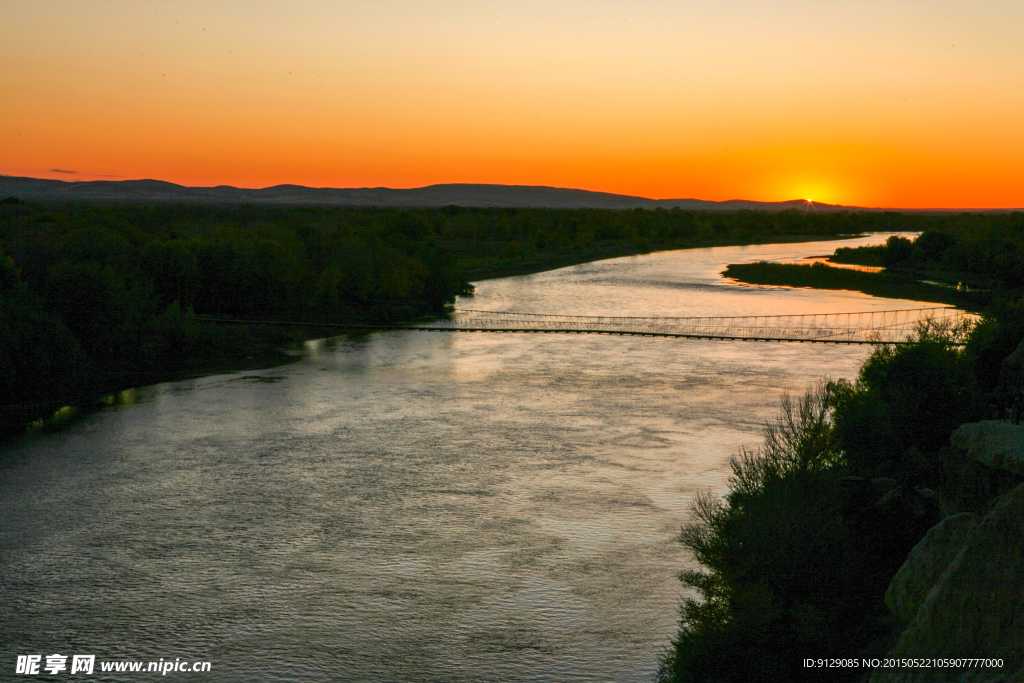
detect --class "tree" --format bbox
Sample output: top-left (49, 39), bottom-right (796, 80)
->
top-left (882, 235), bottom-right (914, 267)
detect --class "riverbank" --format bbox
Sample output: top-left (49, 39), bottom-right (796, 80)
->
top-left (1, 201), bottom-right (477, 435)
top-left (659, 295), bottom-right (1024, 682)
top-left (2, 232), bottom-right (931, 437)
top-left (722, 261), bottom-right (988, 311)
top-left (457, 233), bottom-right (861, 281)
top-left (3, 325), bottom-right (303, 436)
top-left (0, 236), bottom-right (897, 682)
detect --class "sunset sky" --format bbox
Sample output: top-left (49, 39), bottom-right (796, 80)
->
top-left (2, 0), bottom-right (1022, 208)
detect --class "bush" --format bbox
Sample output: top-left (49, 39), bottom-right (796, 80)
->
top-left (882, 235), bottom-right (914, 267)
top-left (830, 321), bottom-right (978, 482)
top-left (659, 385), bottom-right (887, 683)
top-left (914, 230), bottom-right (956, 263)
top-left (964, 297), bottom-right (1024, 415)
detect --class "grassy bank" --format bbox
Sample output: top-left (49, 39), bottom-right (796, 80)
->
top-left (722, 261), bottom-right (987, 310)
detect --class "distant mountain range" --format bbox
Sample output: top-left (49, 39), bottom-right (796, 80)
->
top-left (1, 175), bottom-right (858, 211)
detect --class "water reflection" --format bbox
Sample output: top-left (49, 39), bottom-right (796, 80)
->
top-left (24, 388), bottom-right (146, 434)
top-left (798, 255), bottom-right (884, 273)
top-left (0, 234), bottom-right (951, 682)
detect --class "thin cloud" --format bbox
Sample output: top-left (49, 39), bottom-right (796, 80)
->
top-left (49, 168), bottom-right (77, 174)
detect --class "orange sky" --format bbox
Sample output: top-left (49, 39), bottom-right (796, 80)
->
top-left (2, 1), bottom-right (1023, 208)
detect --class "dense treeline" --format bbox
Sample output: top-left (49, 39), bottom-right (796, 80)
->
top-left (435, 207), bottom-right (993, 277)
top-left (0, 200), bottom-right (471, 429)
top-left (832, 212), bottom-right (1024, 290)
top-left (725, 213), bottom-right (1024, 308)
top-left (3, 200), bottom-right (1019, 432)
top-left (722, 261), bottom-right (980, 309)
top-left (659, 300), bottom-right (1024, 681)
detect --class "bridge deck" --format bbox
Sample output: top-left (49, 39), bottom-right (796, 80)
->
top-left (200, 306), bottom-right (974, 345)
top-left (413, 306), bottom-right (973, 345)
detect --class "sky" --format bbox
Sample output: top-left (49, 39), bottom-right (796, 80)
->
top-left (2, 0), bottom-right (1023, 208)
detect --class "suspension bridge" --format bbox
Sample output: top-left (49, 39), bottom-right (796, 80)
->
top-left (411, 306), bottom-right (971, 344)
top-left (201, 306), bottom-right (974, 345)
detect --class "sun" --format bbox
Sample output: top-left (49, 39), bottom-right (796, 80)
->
top-left (769, 176), bottom-right (841, 205)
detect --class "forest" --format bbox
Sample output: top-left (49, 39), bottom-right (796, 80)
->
top-left (1, 200), bottom-right (1020, 434)
top-left (724, 212), bottom-right (1024, 311)
top-left (0, 200), bottom-right (474, 431)
top-left (833, 222), bottom-right (1024, 291)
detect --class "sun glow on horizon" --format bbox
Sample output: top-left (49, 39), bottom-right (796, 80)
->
top-left (2, 0), bottom-right (1023, 209)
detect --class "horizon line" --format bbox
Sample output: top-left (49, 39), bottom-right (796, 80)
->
top-left (2, 173), bottom-right (1021, 212)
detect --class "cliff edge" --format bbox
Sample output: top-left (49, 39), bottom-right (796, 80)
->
top-left (870, 421), bottom-right (1024, 682)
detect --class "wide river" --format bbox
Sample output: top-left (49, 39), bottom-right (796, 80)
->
top-left (2, 235), bottom-right (934, 682)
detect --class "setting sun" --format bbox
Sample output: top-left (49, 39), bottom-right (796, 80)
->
top-left (2, 0), bottom-right (1022, 208)
top-left (3, 3), bottom-right (1023, 680)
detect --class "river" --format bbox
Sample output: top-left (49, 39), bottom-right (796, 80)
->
top-left (2, 234), bottom-right (930, 682)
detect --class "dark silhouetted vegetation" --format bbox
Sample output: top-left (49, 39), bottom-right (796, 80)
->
top-left (674, 214), bottom-right (1024, 681)
top-left (0, 202), bottom-right (472, 432)
top-left (832, 215), bottom-right (1024, 291)
top-left (3, 201), bottom-right (1019, 433)
top-left (722, 261), bottom-right (982, 308)
top-left (832, 244), bottom-right (886, 266)
top-left (731, 213), bottom-right (1024, 306)
top-left (659, 301), bottom-right (1024, 682)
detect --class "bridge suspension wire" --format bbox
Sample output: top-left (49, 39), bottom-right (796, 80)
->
top-left (412, 306), bottom-right (975, 345)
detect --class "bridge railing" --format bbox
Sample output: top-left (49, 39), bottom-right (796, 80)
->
top-left (414, 306), bottom-right (975, 344)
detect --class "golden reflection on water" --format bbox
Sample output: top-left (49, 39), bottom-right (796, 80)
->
top-left (798, 256), bottom-right (884, 273)
top-left (2, 233), bottom-right (968, 683)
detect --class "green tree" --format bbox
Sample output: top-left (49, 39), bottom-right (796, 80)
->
top-left (882, 235), bottom-right (914, 267)
top-left (660, 385), bottom-right (886, 683)
top-left (830, 324), bottom-right (977, 481)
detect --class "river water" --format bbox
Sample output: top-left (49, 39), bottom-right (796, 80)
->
top-left (2, 235), bottom-right (931, 682)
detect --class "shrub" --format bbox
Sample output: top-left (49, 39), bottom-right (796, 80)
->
top-left (964, 297), bottom-right (1024, 416)
top-left (659, 385), bottom-right (886, 683)
top-left (831, 320), bottom-right (978, 481)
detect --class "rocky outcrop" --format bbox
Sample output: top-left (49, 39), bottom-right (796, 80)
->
top-left (998, 339), bottom-right (1024, 423)
top-left (950, 421), bottom-right (1024, 477)
top-left (871, 421), bottom-right (1024, 682)
top-left (884, 512), bottom-right (979, 626)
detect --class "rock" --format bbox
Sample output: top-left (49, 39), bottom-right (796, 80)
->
top-left (875, 483), bottom-right (940, 523)
top-left (913, 486), bottom-right (936, 499)
top-left (998, 339), bottom-right (1024, 423)
top-left (871, 483), bottom-right (1024, 682)
top-left (871, 477), bottom-right (899, 497)
top-left (884, 512), bottom-right (979, 625)
top-left (950, 421), bottom-right (1024, 477)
